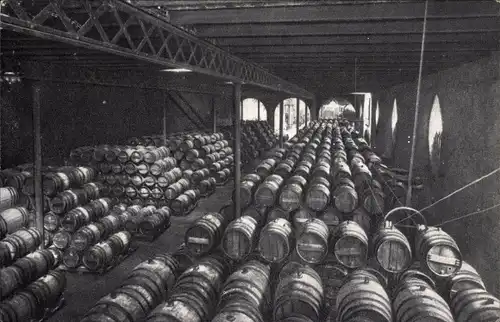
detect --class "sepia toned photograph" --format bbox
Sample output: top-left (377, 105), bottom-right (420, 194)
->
top-left (0, 1), bottom-right (499, 321)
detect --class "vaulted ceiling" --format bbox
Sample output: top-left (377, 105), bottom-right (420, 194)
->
top-left (138, 0), bottom-right (500, 97)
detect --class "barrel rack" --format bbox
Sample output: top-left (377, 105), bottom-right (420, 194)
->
top-left (0, 0), bottom-right (315, 244)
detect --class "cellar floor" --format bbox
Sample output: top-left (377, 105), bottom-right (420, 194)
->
top-left (47, 181), bottom-right (235, 322)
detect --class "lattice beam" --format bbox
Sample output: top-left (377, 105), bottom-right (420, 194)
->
top-left (0, 0), bottom-right (313, 99)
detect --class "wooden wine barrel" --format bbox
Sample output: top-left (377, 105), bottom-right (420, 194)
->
top-left (317, 207), bottom-right (343, 233)
top-left (360, 181), bottom-right (385, 215)
top-left (62, 247), bottom-right (83, 268)
top-left (0, 228), bottom-right (42, 267)
top-left (0, 266), bottom-right (24, 300)
top-left (172, 243), bottom-right (195, 275)
top-left (239, 180), bottom-right (258, 208)
top-left (39, 172), bottom-right (70, 197)
top-left (83, 182), bottom-right (105, 200)
top-left (138, 187), bottom-right (151, 199)
top-left (62, 166), bottom-right (95, 186)
top-left (292, 207), bottom-right (315, 235)
top-left (71, 223), bottom-right (105, 251)
top-left (222, 216), bottom-right (258, 260)
top-left (165, 179), bottom-right (189, 200)
top-left (124, 162), bottom-right (138, 175)
top-left (446, 261), bottom-right (485, 301)
top-left (336, 270), bottom-right (392, 322)
top-left (393, 277), bottom-right (454, 322)
top-left (258, 218), bottom-right (293, 263)
top-left (199, 178), bottom-right (215, 196)
top-left (168, 257), bottom-right (228, 321)
top-left (256, 159), bottom-right (277, 178)
top-left (138, 207), bottom-right (171, 235)
top-left (98, 214), bottom-right (123, 240)
top-left (117, 147), bottom-right (134, 163)
top-left (415, 226), bottom-right (462, 277)
top-left (125, 186), bottom-right (138, 199)
top-left (111, 163), bottom-right (124, 174)
top-left (61, 206), bottom-right (92, 232)
top-left (83, 283), bottom-right (156, 322)
top-left (50, 189), bottom-right (83, 214)
top-left (450, 288), bottom-right (500, 322)
top-left (99, 162), bottom-right (112, 174)
top-left (332, 178), bottom-right (358, 214)
top-left (0, 207), bottom-right (29, 239)
top-left (267, 207), bottom-right (289, 222)
top-left (144, 148), bottom-right (168, 164)
top-left (6, 171), bottom-right (31, 190)
top-left (315, 258), bottom-right (349, 311)
top-left (351, 206), bottom-right (372, 234)
top-left (331, 221), bottom-right (368, 268)
top-left (0, 187), bottom-right (18, 212)
top-left (296, 218), bottom-right (329, 264)
top-left (130, 148), bottom-right (147, 164)
top-left (274, 264), bottom-right (324, 322)
top-left (171, 193), bottom-right (194, 216)
top-left (279, 183), bottom-right (303, 212)
top-left (305, 182), bottom-right (331, 212)
top-left (275, 162), bottom-right (294, 179)
top-left (218, 260), bottom-right (271, 313)
top-left (52, 230), bottom-right (72, 250)
top-left (254, 174), bottom-right (284, 207)
top-left (372, 221), bottom-right (412, 273)
top-left (83, 231), bottom-right (131, 271)
top-left (294, 163), bottom-right (311, 179)
top-left (185, 212), bottom-right (226, 256)
top-left (213, 300), bottom-right (264, 322)
top-left (146, 300), bottom-right (202, 322)
top-left (242, 206), bottom-right (268, 227)
top-left (125, 206), bottom-right (156, 233)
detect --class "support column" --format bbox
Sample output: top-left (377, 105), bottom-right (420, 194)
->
top-left (32, 83), bottom-right (44, 249)
top-left (163, 94), bottom-right (168, 146)
top-left (296, 98), bottom-right (300, 135)
top-left (233, 83), bottom-right (242, 218)
top-left (257, 100), bottom-right (261, 121)
top-left (0, 91), bottom-right (2, 169)
top-left (279, 101), bottom-right (284, 148)
top-left (212, 96), bottom-right (216, 133)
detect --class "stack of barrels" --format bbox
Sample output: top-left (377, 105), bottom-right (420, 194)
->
top-left (0, 270), bottom-right (66, 322)
top-left (0, 211), bottom-right (67, 321)
top-left (52, 201), bottom-right (154, 272)
top-left (69, 130), bottom-right (234, 215)
top-left (221, 120), bottom-right (278, 164)
top-left (81, 253), bottom-right (178, 322)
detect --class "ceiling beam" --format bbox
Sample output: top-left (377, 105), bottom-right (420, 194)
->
top-left (167, 2), bottom-right (499, 25)
top-left (212, 33), bottom-right (498, 46)
top-left (195, 18), bottom-right (500, 37)
top-left (228, 43), bottom-right (499, 54)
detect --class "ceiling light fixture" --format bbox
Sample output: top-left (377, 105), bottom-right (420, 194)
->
top-left (160, 68), bottom-right (192, 73)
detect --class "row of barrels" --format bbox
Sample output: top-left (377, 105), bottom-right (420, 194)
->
top-left (50, 203), bottom-right (170, 266)
top-left (0, 270), bottom-right (66, 322)
top-left (0, 248), bottom-right (62, 299)
top-left (82, 253), bottom-right (179, 322)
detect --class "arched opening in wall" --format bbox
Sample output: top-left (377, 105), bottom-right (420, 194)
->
top-left (428, 95), bottom-right (443, 176)
top-left (385, 99), bottom-right (399, 158)
top-left (319, 98), bottom-right (355, 120)
top-left (274, 98), bottom-right (307, 139)
top-left (242, 98), bottom-right (267, 121)
top-left (375, 101), bottom-right (380, 127)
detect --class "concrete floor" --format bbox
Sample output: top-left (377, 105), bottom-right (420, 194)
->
top-left (49, 182), bottom-right (234, 322)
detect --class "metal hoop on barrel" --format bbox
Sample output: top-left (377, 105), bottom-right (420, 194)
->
top-left (384, 206), bottom-right (427, 228)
